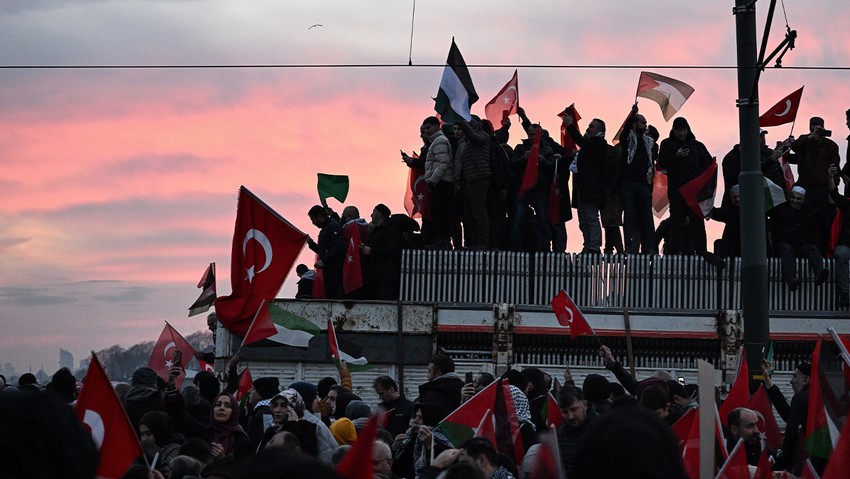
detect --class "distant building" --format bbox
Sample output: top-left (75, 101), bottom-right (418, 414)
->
top-left (59, 349), bottom-right (74, 370)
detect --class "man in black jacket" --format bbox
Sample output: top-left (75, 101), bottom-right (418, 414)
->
top-left (418, 354), bottom-right (464, 416)
top-left (374, 376), bottom-right (414, 438)
top-left (563, 114), bottom-right (609, 254)
top-left (767, 187), bottom-right (829, 291)
top-left (360, 204), bottom-right (402, 300)
top-left (557, 386), bottom-right (596, 476)
top-left (307, 205), bottom-right (346, 299)
top-left (762, 360), bottom-right (810, 472)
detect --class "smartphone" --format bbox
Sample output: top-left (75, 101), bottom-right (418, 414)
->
top-left (172, 349), bottom-right (183, 368)
top-left (465, 372), bottom-right (474, 384)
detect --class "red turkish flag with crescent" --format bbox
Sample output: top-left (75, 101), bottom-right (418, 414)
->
top-left (236, 367), bottom-right (253, 401)
top-left (518, 128), bottom-right (542, 198)
top-left (342, 225), bottom-right (364, 294)
top-left (484, 69), bottom-right (519, 129)
top-left (550, 290), bottom-right (593, 340)
top-left (148, 322), bottom-right (196, 389)
top-left (215, 186), bottom-right (307, 335)
top-left (759, 86), bottom-right (804, 127)
top-left (76, 353), bottom-right (143, 479)
top-left (404, 163), bottom-right (431, 219)
top-left (197, 358), bottom-right (215, 374)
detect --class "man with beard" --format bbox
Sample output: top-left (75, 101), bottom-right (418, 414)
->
top-left (619, 104), bottom-right (657, 254)
top-left (556, 386), bottom-right (597, 476)
top-left (563, 113), bottom-right (609, 254)
top-left (726, 407), bottom-right (769, 466)
top-left (307, 205), bottom-right (346, 299)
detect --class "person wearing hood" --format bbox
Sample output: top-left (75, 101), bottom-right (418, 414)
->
top-left (418, 353), bottom-right (464, 414)
top-left (139, 410), bottom-right (185, 477)
top-left (124, 366), bottom-right (166, 435)
top-left (245, 376), bottom-right (280, 451)
top-left (290, 380), bottom-right (338, 464)
top-left (259, 389), bottom-right (319, 457)
top-left (658, 117), bottom-right (725, 268)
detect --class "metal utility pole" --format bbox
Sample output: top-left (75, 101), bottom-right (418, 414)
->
top-left (734, 0), bottom-right (770, 386)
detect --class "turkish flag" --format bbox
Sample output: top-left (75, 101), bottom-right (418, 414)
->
top-left (76, 353), bottom-right (143, 479)
top-left (557, 104), bottom-right (581, 152)
top-left (551, 290), bottom-right (593, 340)
top-left (197, 358), bottom-right (215, 374)
top-left (716, 439), bottom-right (751, 479)
top-left (312, 253), bottom-right (326, 299)
top-left (759, 86), bottom-right (804, 127)
top-left (404, 164), bottom-right (431, 219)
top-left (652, 170), bottom-right (670, 218)
top-left (484, 69), bottom-right (519, 129)
top-left (718, 347), bottom-right (749, 428)
top-left (241, 299), bottom-right (278, 347)
top-left (518, 128), bottom-right (542, 198)
top-left (342, 225), bottom-right (364, 294)
top-left (236, 367), bottom-right (253, 401)
top-left (215, 186), bottom-right (307, 335)
top-left (749, 385), bottom-right (783, 452)
top-left (148, 322), bottom-right (196, 389)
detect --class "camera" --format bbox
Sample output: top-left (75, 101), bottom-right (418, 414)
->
top-left (821, 129), bottom-right (832, 137)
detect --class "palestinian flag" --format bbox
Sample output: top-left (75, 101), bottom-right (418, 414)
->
top-left (434, 38), bottom-right (478, 125)
top-left (805, 337), bottom-right (849, 461)
top-left (188, 263), bottom-right (217, 316)
top-left (327, 319), bottom-right (370, 371)
top-left (636, 71), bottom-right (695, 121)
top-left (764, 177), bottom-right (787, 211)
top-left (679, 157), bottom-right (718, 218)
top-left (438, 379), bottom-right (524, 463)
top-left (259, 302), bottom-right (321, 348)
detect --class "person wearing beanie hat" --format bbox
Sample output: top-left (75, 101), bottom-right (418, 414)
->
top-left (246, 377), bottom-right (280, 451)
top-left (582, 374), bottom-right (612, 416)
top-left (290, 381), bottom-right (337, 464)
top-left (761, 358), bottom-right (811, 470)
top-left (124, 367), bottom-right (166, 434)
top-left (658, 116), bottom-right (727, 269)
top-left (767, 180), bottom-right (829, 291)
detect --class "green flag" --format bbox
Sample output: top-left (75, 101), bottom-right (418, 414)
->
top-left (317, 174), bottom-right (349, 207)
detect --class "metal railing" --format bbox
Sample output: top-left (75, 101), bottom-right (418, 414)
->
top-left (400, 250), bottom-right (843, 313)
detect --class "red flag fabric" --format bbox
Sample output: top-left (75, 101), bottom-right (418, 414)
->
top-left (821, 416), bottom-right (850, 479)
top-left (716, 439), bottom-right (751, 479)
top-left (484, 70), bottom-right (519, 129)
top-left (76, 354), bottom-right (143, 479)
top-left (148, 322), bottom-right (197, 389)
top-left (236, 367), bottom-right (253, 401)
top-left (671, 407), bottom-right (696, 445)
top-left (610, 110), bottom-right (631, 146)
top-left (681, 406), bottom-right (729, 479)
top-left (542, 393), bottom-right (564, 429)
top-left (753, 447), bottom-right (774, 479)
top-left (188, 262), bottom-right (217, 317)
top-left (636, 71), bottom-right (695, 121)
top-left (241, 299), bottom-right (278, 347)
top-left (404, 164), bottom-right (431, 219)
top-left (494, 379), bottom-right (525, 465)
top-left (719, 348), bottom-right (750, 428)
top-left (529, 427), bottom-right (564, 479)
top-left (805, 337), bottom-right (831, 460)
top-left (550, 289), bottom-right (593, 340)
top-left (827, 209), bottom-right (843, 259)
top-left (336, 414), bottom-right (379, 479)
top-left (439, 380), bottom-right (500, 447)
top-left (759, 86), bottom-right (804, 127)
top-left (312, 253), bottom-right (325, 299)
top-left (652, 170), bottom-right (670, 218)
top-left (557, 104), bottom-right (581, 152)
top-left (214, 186), bottom-right (307, 336)
top-left (197, 358), bottom-right (215, 374)
top-left (679, 157), bottom-right (718, 218)
top-left (749, 385), bottom-right (783, 452)
top-left (342, 224), bottom-right (364, 294)
top-left (799, 459), bottom-right (821, 479)
top-left (473, 408), bottom-right (497, 447)
top-left (518, 129), bottom-right (542, 198)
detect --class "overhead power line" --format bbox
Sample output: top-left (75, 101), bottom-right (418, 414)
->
top-left (1, 63), bottom-right (849, 71)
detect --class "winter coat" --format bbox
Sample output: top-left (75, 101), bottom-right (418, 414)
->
top-left (454, 121), bottom-right (491, 184)
top-left (424, 131), bottom-right (453, 185)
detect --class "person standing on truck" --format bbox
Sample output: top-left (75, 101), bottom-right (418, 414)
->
top-left (306, 205), bottom-right (346, 299)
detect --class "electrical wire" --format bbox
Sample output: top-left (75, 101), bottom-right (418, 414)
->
top-left (1, 63), bottom-right (849, 70)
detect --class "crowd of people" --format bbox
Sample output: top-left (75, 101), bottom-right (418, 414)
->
top-left (0, 344), bottom-right (833, 479)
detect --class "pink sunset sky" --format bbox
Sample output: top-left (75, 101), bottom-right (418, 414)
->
top-left (1, 1), bottom-right (849, 374)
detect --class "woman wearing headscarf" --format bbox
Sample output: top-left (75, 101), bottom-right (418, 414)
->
top-left (412, 402), bottom-right (451, 477)
top-left (508, 384), bottom-right (537, 451)
top-left (259, 389), bottom-right (319, 457)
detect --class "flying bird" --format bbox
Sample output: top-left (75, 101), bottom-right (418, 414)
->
top-left (308, 24), bottom-right (323, 30)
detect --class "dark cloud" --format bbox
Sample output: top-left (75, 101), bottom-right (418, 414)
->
top-left (91, 285), bottom-right (155, 303)
top-left (0, 286), bottom-right (77, 307)
top-left (0, 236), bottom-right (29, 252)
